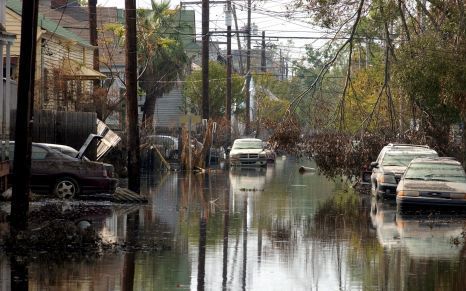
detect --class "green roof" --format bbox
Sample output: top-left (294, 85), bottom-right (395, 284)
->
top-left (138, 8), bottom-right (200, 54)
top-left (173, 10), bottom-right (200, 53)
top-left (7, 0), bottom-right (92, 47)
top-left (175, 9), bottom-right (196, 47)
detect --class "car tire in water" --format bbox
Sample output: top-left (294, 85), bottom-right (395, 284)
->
top-left (54, 177), bottom-right (80, 199)
top-left (371, 181), bottom-right (381, 198)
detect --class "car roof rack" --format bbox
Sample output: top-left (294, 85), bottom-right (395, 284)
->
top-left (386, 143), bottom-right (430, 148)
top-left (412, 156), bottom-right (459, 162)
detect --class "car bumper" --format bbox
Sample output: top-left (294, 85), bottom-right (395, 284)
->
top-left (230, 158), bottom-right (267, 167)
top-left (397, 196), bottom-right (466, 207)
top-left (377, 183), bottom-right (397, 198)
top-left (80, 177), bottom-right (118, 194)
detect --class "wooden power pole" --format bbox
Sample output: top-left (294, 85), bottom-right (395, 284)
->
top-left (245, 0), bottom-right (251, 134)
top-left (261, 31), bottom-right (266, 72)
top-left (89, 0), bottom-right (100, 88)
top-left (125, 0), bottom-right (140, 193)
top-left (202, 0), bottom-right (209, 119)
top-left (11, 0), bottom-right (40, 232)
top-left (226, 3), bottom-right (232, 144)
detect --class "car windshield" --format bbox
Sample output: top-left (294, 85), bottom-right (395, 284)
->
top-left (404, 162), bottom-right (466, 182)
top-left (233, 140), bottom-right (263, 149)
top-left (382, 152), bottom-right (437, 167)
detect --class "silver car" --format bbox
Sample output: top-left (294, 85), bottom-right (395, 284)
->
top-left (396, 157), bottom-right (466, 207)
top-left (370, 144), bottom-right (438, 198)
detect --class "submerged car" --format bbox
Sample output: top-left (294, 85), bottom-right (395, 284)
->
top-left (8, 142), bottom-right (118, 199)
top-left (396, 157), bottom-right (466, 207)
top-left (229, 138), bottom-right (267, 167)
top-left (370, 144), bottom-right (438, 198)
top-left (146, 135), bottom-right (179, 160)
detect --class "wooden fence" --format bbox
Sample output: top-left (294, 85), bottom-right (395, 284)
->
top-left (11, 110), bottom-right (97, 150)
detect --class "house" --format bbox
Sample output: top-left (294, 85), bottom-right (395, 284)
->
top-left (38, 1), bottom-right (126, 128)
top-left (0, 0), bottom-right (15, 191)
top-left (39, 2), bottom-right (201, 131)
top-left (5, 0), bottom-right (105, 112)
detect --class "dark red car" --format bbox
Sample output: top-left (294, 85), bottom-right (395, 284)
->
top-left (8, 142), bottom-right (118, 199)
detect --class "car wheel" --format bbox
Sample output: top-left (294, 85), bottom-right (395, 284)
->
top-left (54, 177), bottom-right (80, 199)
top-left (374, 183), bottom-right (384, 199)
top-left (371, 181), bottom-right (377, 196)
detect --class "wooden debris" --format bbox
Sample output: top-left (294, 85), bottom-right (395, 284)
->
top-left (112, 187), bottom-right (148, 203)
top-left (299, 166), bottom-right (316, 173)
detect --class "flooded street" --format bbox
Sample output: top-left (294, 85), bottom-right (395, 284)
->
top-left (1, 157), bottom-right (466, 290)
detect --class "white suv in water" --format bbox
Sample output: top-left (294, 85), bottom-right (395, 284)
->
top-left (370, 143), bottom-right (438, 198)
top-left (229, 138), bottom-right (267, 167)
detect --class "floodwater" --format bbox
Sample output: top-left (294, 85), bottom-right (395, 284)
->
top-left (1, 157), bottom-right (466, 290)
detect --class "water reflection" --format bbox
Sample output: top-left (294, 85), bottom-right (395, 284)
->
top-left (10, 256), bottom-right (27, 291)
top-left (370, 198), bottom-right (401, 249)
top-left (396, 212), bottom-right (466, 259)
top-left (0, 158), bottom-right (466, 290)
top-left (229, 167), bottom-right (266, 192)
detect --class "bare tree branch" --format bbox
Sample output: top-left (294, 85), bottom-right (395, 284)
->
top-left (398, 0), bottom-right (411, 41)
top-left (416, 0), bottom-right (441, 32)
top-left (287, 0), bottom-right (366, 118)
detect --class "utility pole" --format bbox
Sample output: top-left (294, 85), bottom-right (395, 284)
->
top-left (285, 62), bottom-right (288, 79)
top-left (11, 0), bottom-right (40, 232)
top-left (225, 3), bottom-right (232, 144)
top-left (125, 0), bottom-right (140, 193)
top-left (232, 5), bottom-right (244, 74)
top-left (279, 49), bottom-right (283, 80)
top-left (202, 0), bottom-right (209, 119)
top-left (261, 31), bottom-right (266, 72)
top-left (245, 0), bottom-right (251, 134)
top-left (89, 0), bottom-right (99, 87)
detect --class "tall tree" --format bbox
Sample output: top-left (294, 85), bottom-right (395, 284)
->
top-left (183, 61), bottom-right (244, 118)
top-left (138, 1), bottom-right (189, 131)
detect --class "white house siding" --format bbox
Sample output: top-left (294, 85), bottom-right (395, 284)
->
top-left (153, 86), bottom-right (185, 129)
top-left (6, 7), bottom-right (95, 111)
top-left (39, 35), bottom-right (93, 110)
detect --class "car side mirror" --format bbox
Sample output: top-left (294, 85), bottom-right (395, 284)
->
top-left (370, 162), bottom-right (378, 169)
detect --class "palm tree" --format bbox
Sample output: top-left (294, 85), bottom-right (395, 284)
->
top-left (137, 1), bottom-right (189, 131)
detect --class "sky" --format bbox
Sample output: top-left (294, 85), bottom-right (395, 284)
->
top-left (99, 0), bottom-right (331, 66)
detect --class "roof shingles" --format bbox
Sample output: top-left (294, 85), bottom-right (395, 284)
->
top-left (7, 0), bottom-right (91, 47)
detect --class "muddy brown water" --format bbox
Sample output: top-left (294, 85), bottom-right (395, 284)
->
top-left (1, 157), bottom-right (466, 290)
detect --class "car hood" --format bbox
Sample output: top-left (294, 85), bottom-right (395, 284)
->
top-left (380, 165), bottom-right (406, 175)
top-left (400, 180), bottom-right (466, 192)
top-left (230, 148), bottom-right (265, 155)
